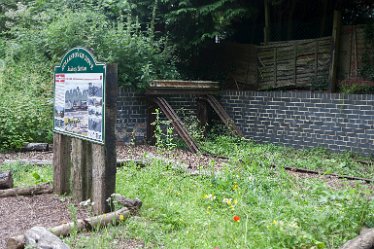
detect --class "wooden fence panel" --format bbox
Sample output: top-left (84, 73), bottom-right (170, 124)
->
top-left (257, 36), bottom-right (332, 89)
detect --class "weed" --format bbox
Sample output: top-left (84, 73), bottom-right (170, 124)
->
top-left (151, 108), bottom-right (177, 150)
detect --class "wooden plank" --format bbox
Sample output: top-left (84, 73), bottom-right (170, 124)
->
top-left (259, 36), bottom-right (331, 48)
top-left (264, 0), bottom-right (270, 44)
top-left (71, 138), bottom-right (91, 202)
top-left (53, 134), bottom-right (72, 195)
top-left (92, 64), bottom-right (118, 214)
top-left (197, 98), bottom-right (208, 136)
top-left (85, 142), bottom-right (93, 200)
top-left (328, 10), bottom-right (342, 92)
top-left (146, 103), bottom-right (157, 145)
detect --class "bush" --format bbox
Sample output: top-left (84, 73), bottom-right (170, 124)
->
top-left (0, 3), bottom-right (181, 150)
top-left (0, 93), bottom-right (52, 151)
top-left (8, 8), bottom-right (180, 89)
top-left (0, 51), bottom-right (54, 150)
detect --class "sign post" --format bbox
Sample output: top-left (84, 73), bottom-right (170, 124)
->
top-left (52, 48), bottom-right (117, 214)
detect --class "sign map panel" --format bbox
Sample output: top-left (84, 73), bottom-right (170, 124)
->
top-left (53, 48), bottom-right (106, 144)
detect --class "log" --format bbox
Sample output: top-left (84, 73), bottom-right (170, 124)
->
top-left (7, 207), bottom-right (131, 249)
top-left (3, 160), bottom-right (51, 166)
top-left (340, 228), bottom-right (374, 249)
top-left (0, 171), bottom-right (13, 189)
top-left (24, 227), bottom-right (69, 249)
top-left (0, 183), bottom-right (52, 198)
top-left (23, 143), bottom-right (49, 152)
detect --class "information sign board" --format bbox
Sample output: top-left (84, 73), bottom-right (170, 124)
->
top-left (53, 48), bottom-right (106, 144)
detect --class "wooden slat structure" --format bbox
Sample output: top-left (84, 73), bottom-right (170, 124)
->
top-left (257, 36), bottom-right (332, 89)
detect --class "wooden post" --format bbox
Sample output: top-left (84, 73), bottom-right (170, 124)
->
top-left (91, 64), bottom-right (118, 214)
top-left (85, 143), bottom-right (93, 200)
top-left (53, 134), bottom-right (72, 195)
top-left (197, 98), bottom-right (208, 136)
top-left (71, 139), bottom-right (91, 202)
top-left (315, 41), bottom-right (319, 78)
top-left (146, 103), bottom-right (157, 145)
top-left (264, 0), bottom-right (270, 45)
top-left (328, 10), bottom-right (342, 92)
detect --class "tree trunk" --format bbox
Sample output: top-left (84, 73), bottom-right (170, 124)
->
top-left (286, 0), bottom-right (297, 40)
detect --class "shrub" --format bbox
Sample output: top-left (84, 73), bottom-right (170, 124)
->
top-left (0, 93), bottom-right (52, 151)
top-left (8, 8), bottom-right (180, 89)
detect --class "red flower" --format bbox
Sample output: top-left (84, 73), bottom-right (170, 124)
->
top-left (233, 215), bottom-right (240, 222)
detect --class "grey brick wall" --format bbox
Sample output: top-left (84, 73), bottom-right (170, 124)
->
top-left (117, 89), bottom-right (374, 156)
top-left (116, 88), bottom-right (197, 144)
top-left (220, 91), bottom-right (374, 156)
top-left (116, 88), bottom-right (147, 143)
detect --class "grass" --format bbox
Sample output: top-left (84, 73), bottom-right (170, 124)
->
top-left (64, 158), bottom-right (374, 249)
top-left (2, 137), bottom-right (374, 248)
top-left (201, 135), bottom-right (374, 179)
top-left (0, 163), bottom-right (52, 187)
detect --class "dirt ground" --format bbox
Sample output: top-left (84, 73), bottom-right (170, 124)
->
top-left (0, 145), bottom-right (228, 169)
top-left (0, 145), bottom-right (226, 249)
top-left (0, 194), bottom-right (89, 248)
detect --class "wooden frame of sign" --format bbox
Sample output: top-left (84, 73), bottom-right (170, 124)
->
top-left (52, 48), bottom-right (117, 214)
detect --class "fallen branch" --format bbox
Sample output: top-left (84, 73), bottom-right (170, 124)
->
top-left (7, 207), bottom-right (131, 249)
top-left (0, 171), bottom-right (13, 189)
top-left (340, 228), bottom-right (374, 249)
top-left (0, 183), bottom-right (52, 198)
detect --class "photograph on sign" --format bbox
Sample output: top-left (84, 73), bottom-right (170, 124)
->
top-left (53, 48), bottom-right (106, 144)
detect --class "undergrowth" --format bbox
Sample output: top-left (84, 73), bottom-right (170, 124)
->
top-left (64, 156), bottom-right (374, 249)
top-left (3, 137), bottom-right (374, 248)
top-left (201, 135), bottom-right (374, 179)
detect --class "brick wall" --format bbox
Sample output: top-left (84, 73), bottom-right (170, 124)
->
top-left (117, 88), bottom-right (374, 156)
top-left (116, 88), bottom-right (197, 143)
top-left (220, 91), bottom-right (374, 155)
top-left (116, 88), bottom-right (147, 143)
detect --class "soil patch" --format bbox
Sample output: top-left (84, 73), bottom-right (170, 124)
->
top-left (0, 194), bottom-right (89, 249)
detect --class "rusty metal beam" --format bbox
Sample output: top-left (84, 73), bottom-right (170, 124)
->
top-left (202, 95), bottom-right (243, 137)
top-left (152, 97), bottom-right (199, 153)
